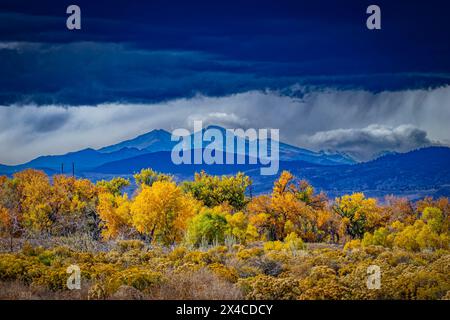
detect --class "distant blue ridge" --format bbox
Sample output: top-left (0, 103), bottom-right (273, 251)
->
top-left (1, 127), bottom-right (449, 200)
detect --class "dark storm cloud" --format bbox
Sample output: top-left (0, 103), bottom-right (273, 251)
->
top-left (1, 41), bottom-right (450, 106)
top-left (1, 1), bottom-right (450, 105)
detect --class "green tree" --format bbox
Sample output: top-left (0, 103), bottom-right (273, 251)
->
top-left (96, 177), bottom-right (130, 196)
top-left (133, 168), bottom-right (172, 188)
top-left (186, 207), bottom-right (229, 246)
top-left (182, 171), bottom-right (251, 210)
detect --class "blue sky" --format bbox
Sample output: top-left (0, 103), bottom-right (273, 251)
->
top-left (0, 0), bottom-right (449, 164)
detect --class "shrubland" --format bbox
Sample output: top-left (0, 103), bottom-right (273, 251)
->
top-left (0, 169), bottom-right (448, 300)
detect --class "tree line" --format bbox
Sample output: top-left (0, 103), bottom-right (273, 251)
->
top-left (0, 169), bottom-right (448, 252)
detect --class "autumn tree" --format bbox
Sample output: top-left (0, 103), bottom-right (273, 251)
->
top-left (0, 204), bottom-right (21, 251)
top-left (130, 181), bottom-right (199, 245)
top-left (271, 172), bottom-right (314, 240)
top-left (0, 177), bottom-right (23, 250)
top-left (247, 195), bottom-right (275, 240)
top-left (382, 196), bottom-right (417, 225)
top-left (0, 176), bottom-right (6, 188)
top-left (13, 169), bottom-right (53, 235)
top-left (361, 205), bottom-right (450, 251)
top-left (224, 211), bottom-right (257, 244)
top-left (315, 209), bottom-right (345, 243)
top-left (333, 193), bottom-right (382, 239)
top-left (133, 168), bottom-right (172, 188)
top-left (182, 171), bottom-right (251, 210)
top-left (417, 197), bottom-right (450, 232)
top-left (247, 171), bottom-right (336, 242)
top-left (421, 207), bottom-right (446, 234)
top-left (272, 171), bottom-right (327, 210)
top-left (392, 219), bottom-right (448, 251)
top-left (51, 175), bottom-right (99, 237)
top-left (97, 192), bottom-right (133, 240)
top-left (96, 177), bottom-right (130, 196)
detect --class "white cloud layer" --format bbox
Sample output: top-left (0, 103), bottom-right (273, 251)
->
top-left (307, 124), bottom-right (433, 161)
top-left (1, 85), bottom-right (450, 165)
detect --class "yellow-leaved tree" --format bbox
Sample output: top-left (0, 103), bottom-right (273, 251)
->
top-left (97, 192), bottom-right (133, 240)
top-left (51, 175), bottom-right (98, 236)
top-left (334, 193), bottom-right (383, 239)
top-left (247, 171), bottom-right (336, 242)
top-left (0, 176), bottom-right (23, 250)
top-left (130, 180), bottom-right (200, 245)
top-left (13, 169), bottom-right (53, 235)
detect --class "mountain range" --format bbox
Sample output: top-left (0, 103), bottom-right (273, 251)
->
top-left (0, 127), bottom-right (354, 174)
top-left (1, 127), bottom-right (449, 199)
